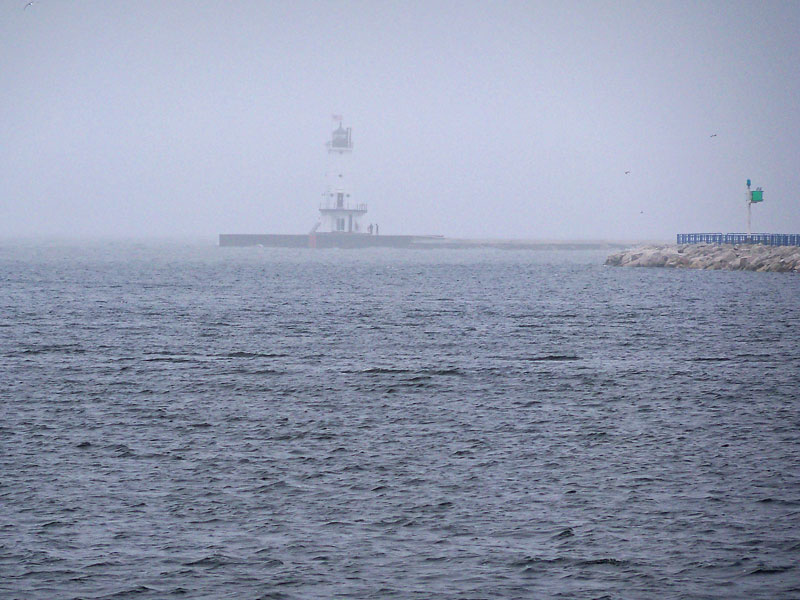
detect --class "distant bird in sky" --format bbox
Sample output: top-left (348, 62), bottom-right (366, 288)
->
top-left (23, 1), bottom-right (35, 8)
top-left (710, 134), bottom-right (717, 137)
top-left (625, 171), bottom-right (631, 175)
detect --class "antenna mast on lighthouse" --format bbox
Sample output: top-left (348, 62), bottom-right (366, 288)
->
top-left (318, 116), bottom-right (367, 234)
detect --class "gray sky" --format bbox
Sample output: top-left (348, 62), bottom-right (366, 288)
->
top-left (2, 0), bottom-right (798, 240)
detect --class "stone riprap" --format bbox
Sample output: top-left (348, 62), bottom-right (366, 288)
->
top-left (606, 244), bottom-right (800, 272)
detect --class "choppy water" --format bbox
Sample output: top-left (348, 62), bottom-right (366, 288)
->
top-left (1, 241), bottom-right (799, 599)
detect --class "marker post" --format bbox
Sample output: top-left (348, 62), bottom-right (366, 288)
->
top-left (745, 179), bottom-right (764, 238)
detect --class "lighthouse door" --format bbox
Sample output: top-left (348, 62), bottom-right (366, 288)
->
top-left (336, 193), bottom-right (344, 208)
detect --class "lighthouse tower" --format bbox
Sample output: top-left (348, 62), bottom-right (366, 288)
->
top-left (318, 117), bottom-right (367, 233)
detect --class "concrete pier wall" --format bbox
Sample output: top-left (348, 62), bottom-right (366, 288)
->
top-left (219, 233), bottom-right (425, 248)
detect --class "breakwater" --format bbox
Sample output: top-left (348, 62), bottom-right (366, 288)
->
top-left (606, 243), bottom-right (800, 272)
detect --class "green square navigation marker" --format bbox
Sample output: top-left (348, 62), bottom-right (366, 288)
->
top-left (751, 190), bottom-right (764, 203)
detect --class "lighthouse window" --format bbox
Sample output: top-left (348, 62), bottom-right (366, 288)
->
top-left (336, 192), bottom-right (344, 208)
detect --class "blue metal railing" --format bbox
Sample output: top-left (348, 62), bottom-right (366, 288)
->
top-left (677, 233), bottom-right (800, 246)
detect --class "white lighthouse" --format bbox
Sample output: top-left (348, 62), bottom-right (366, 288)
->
top-left (318, 117), bottom-right (367, 233)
